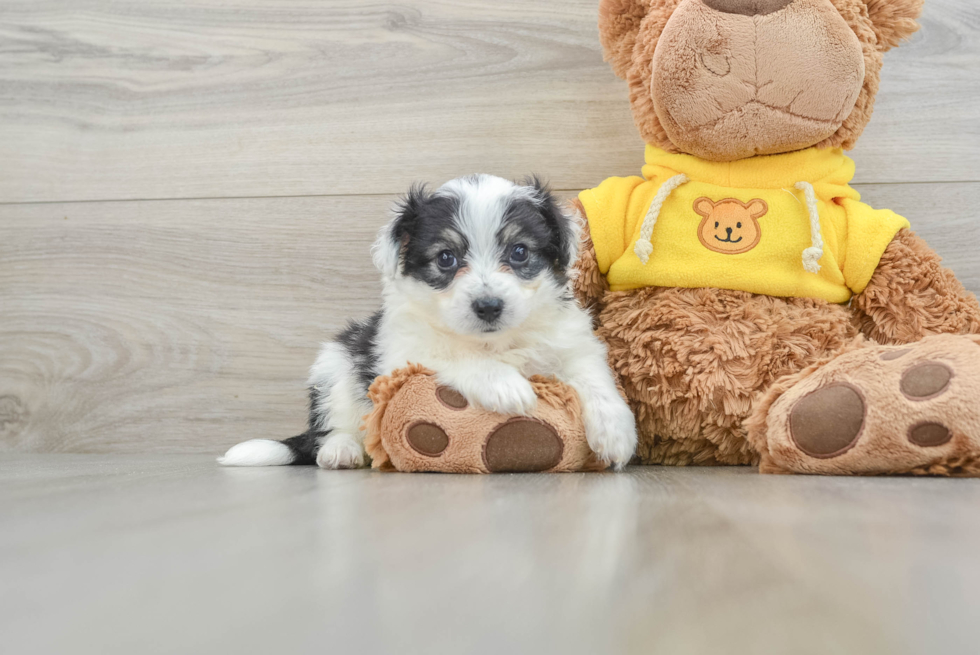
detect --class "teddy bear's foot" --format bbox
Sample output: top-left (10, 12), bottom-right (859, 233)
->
top-left (751, 334), bottom-right (980, 476)
top-left (405, 414), bottom-right (567, 473)
top-left (366, 369), bottom-right (607, 474)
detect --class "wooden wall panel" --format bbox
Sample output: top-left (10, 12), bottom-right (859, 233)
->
top-left (0, 195), bottom-right (387, 452)
top-left (0, 0), bottom-right (977, 204)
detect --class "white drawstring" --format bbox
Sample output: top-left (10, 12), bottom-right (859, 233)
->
top-left (794, 181), bottom-right (824, 274)
top-left (632, 174), bottom-right (824, 275)
top-left (633, 173), bottom-right (688, 264)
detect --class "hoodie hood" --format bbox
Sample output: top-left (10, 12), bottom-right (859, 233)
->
top-left (642, 145), bottom-right (857, 193)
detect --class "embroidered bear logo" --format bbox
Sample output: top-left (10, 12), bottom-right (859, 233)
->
top-left (693, 197), bottom-right (768, 255)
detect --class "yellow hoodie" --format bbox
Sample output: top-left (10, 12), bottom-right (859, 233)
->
top-left (579, 146), bottom-right (910, 303)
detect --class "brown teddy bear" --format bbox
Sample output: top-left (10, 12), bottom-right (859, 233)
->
top-left (572, 0), bottom-right (980, 475)
top-left (364, 365), bottom-right (607, 473)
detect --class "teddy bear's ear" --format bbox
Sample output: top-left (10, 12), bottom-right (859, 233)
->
top-left (693, 197), bottom-right (715, 218)
top-left (747, 199), bottom-right (769, 219)
top-left (864, 0), bottom-right (924, 52)
top-left (599, 0), bottom-right (651, 79)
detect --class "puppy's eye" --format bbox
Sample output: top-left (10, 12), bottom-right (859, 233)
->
top-left (510, 243), bottom-right (529, 264)
top-left (436, 250), bottom-right (457, 270)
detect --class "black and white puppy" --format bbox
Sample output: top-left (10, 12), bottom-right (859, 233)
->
top-left (219, 175), bottom-right (637, 469)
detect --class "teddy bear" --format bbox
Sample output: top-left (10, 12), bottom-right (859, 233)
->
top-left (570, 0), bottom-right (980, 475)
top-left (364, 365), bottom-right (607, 473)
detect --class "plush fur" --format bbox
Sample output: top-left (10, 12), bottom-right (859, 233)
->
top-left (653, 0), bottom-right (869, 159)
top-left (577, 221), bottom-right (861, 465)
top-left (746, 334), bottom-right (980, 476)
top-left (363, 365), bottom-right (607, 473)
top-left (574, 216), bottom-right (980, 471)
top-left (598, 0), bottom-right (923, 160)
top-left (852, 229), bottom-right (980, 344)
top-left (220, 175), bottom-right (637, 470)
top-left (865, 0), bottom-right (924, 50)
top-left (573, 0), bottom-right (980, 475)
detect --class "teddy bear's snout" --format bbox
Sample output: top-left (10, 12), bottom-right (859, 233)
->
top-left (702, 0), bottom-right (795, 16)
top-left (651, 0), bottom-right (866, 161)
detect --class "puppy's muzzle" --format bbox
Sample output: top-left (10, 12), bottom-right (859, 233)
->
top-left (472, 297), bottom-right (504, 324)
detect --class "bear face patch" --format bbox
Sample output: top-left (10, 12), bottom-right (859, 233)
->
top-left (693, 197), bottom-right (768, 255)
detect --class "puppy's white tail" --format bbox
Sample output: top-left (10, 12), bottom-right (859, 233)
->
top-left (218, 439), bottom-right (297, 467)
top-left (218, 432), bottom-right (321, 466)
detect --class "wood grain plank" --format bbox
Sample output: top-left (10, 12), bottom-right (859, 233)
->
top-left (0, 194), bottom-right (390, 453)
top-left (1, 183), bottom-right (978, 454)
top-left (852, 0), bottom-right (980, 183)
top-left (0, 0), bottom-right (978, 204)
top-left (856, 182), bottom-right (980, 282)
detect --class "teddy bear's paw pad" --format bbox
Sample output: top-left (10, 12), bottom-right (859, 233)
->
top-left (483, 418), bottom-right (564, 472)
top-left (789, 383), bottom-right (865, 458)
top-left (763, 334), bottom-right (980, 476)
top-left (406, 422), bottom-right (450, 456)
top-left (373, 371), bottom-right (600, 473)
top-left (880, 348), bottom-right (911, 361)
top-left (436, 386), bottom-right (468, 409)
top-left (908, 422), bottom-right (952, 447)
top-left (900, 362), bottom-right (952, 400)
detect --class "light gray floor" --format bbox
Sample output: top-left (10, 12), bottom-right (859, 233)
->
top-left (3, 455), bottom-right (979, 655)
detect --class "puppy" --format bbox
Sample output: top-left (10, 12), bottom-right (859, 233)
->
top-left (219, 175), bottom-right (637, 470)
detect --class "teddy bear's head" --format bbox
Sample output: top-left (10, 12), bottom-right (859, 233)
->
top-left (599, 0), bottom-right (922, 161)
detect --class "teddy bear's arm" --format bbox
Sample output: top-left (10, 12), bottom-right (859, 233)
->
top-left (852, 228), bottom-right (980, 344)
top-left (568, 198), bottom-right (609, 319)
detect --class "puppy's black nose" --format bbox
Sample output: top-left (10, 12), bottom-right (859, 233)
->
top-left (472, 297), bottom-right (504, 323)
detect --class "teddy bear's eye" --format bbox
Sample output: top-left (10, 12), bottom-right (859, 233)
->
top-left (715, 221), bottom-right (719, 228)
top-left (737, 222), bottom-right (742, 229)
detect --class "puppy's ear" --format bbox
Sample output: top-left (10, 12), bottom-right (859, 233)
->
top-left (526, 176), bottom-right (579, 270)
top-left (864, 0), bottom-right (923, 52)
top-left (372, 183), bottom-right (429, 279)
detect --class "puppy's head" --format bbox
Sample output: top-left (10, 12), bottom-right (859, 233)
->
top-left (373, 174), bottom-right (578, 337)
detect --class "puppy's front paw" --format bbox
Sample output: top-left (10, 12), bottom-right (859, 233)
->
top-left (585, 397), bottom-right (637, 470)
top-left (316, 434), bottom-right (366, 470)
top-left (467, 372), bottom-right (538, 416)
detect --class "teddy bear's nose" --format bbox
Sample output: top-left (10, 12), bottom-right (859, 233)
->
top-left (702, 0), bottom-right (795, 16)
